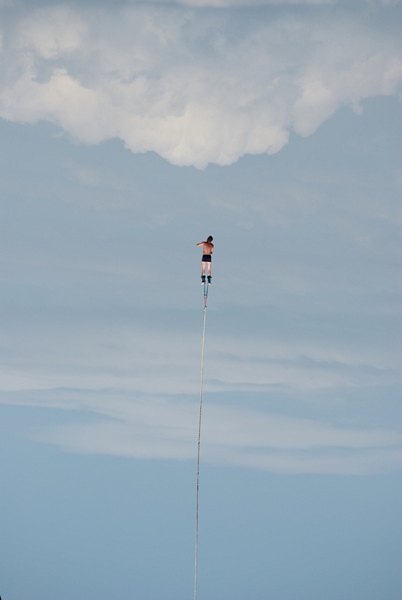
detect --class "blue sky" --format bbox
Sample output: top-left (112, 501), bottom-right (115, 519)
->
top-left (0, 1), bottom-right (401, 599)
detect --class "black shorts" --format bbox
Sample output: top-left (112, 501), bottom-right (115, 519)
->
top-left (202, 255), bottom-right (212, 262)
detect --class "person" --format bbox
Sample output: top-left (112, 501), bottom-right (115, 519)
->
top-left (196, 236), bottom-right (214, 284)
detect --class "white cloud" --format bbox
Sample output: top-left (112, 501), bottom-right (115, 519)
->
top-left (12, 389), bottom-right (401, 475)
top-left (15, 6), bottom-right (87, 58)
top-left (0, 3), bottom-right (401, 167)
top-left (0, 305), bottom-right (399, 473)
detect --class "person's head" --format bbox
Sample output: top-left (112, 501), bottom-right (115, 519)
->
top-left (207, 236), bottom-right (213, 242)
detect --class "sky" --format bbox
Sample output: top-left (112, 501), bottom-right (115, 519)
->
top-left (0, 0), bottom-right (401, 599)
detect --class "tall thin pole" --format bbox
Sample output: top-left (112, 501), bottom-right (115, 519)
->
top-left (194, 303), bottom-right (207, 600)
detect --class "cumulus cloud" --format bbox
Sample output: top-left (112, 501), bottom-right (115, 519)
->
top-left (0, 3), bottom-right (401, 167)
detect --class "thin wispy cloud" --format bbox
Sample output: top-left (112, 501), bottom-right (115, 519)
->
top-left (7, 388), bottom-right (399, 475)
top-left (0, 301), bottom-right (400, 475)
top-left (1, 2), bottom-right (401, 167)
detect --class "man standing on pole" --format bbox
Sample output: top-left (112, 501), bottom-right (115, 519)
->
top-left (196, 236), bottom-right (214, 285)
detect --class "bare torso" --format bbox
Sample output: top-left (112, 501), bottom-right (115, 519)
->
top-left (201, 241), bottom-right (214, 255)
